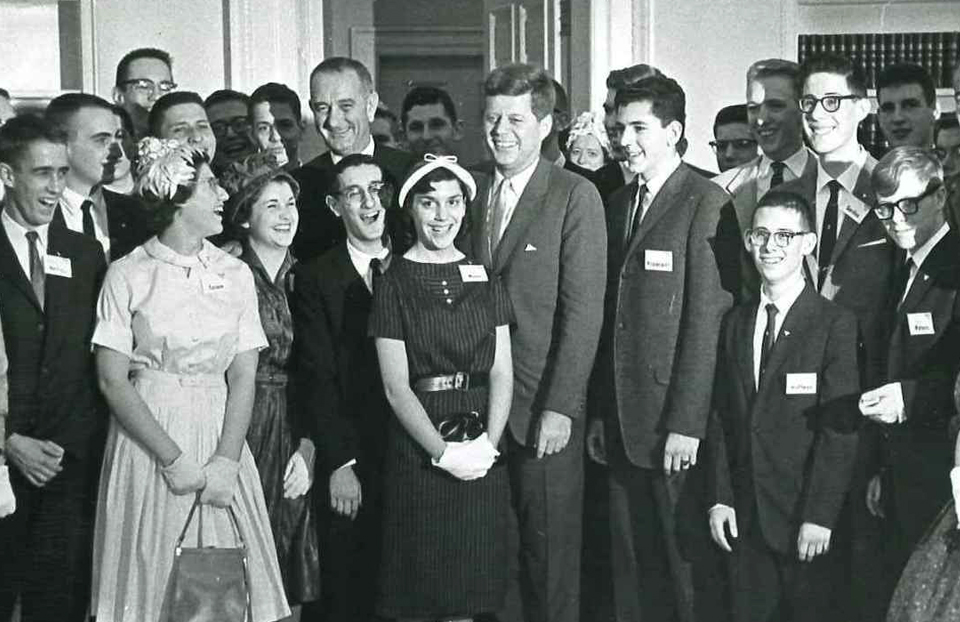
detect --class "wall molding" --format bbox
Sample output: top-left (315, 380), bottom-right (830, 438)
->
top-left (375, 26), bottom-right (484, 57)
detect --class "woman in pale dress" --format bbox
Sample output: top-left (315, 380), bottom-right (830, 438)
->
top-left (90, 138), bottom-right (290, 622)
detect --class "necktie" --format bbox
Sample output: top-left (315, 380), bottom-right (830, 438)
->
top-left (369, 257), bottom-right (382, 293)
top-left (759, 302), bottom-right (778, 384)
top-left (483, 178), bottom-right (510, 268)
top-left (625, 183), bottom-right (648, 244)
top-left (80, 199), bottom-right (95, 237)
top-left (770, 161), bottom-right (786, 188)
top-left (818, 180), bottom-right (841, 289)
top-left (25, 231), bottom-right (44, 308)
top-left (893, 256), bottom-right (914, 309)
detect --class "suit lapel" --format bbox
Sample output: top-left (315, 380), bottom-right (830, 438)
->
top-left (829, 163), bottom-right (875, 265)
top-left (0, 219), bottom-right (43, 311)
top-left (43, 226), bottom-right (72, 323)
top-left (493, 159), bottom-right (551, 272)
top-left (757, 284), bottom-right (817, 395)
top-left (624, 164), bottom-right (687, 260)
top-left (731, 162), bottom-right (759, 232)
top-left (470, 172), bottom-right (493, 263)
top-left (734, 304), bottom-right (758, 398)
top-left (900, 230), bottom-right (959, 316)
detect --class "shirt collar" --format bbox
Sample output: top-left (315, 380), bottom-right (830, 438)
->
top-left (908, 221), bottom-right (951, 269)
top-left (493, 156), bottom-right (540, 198)
top-left (330, 138), bottom-right (375, 165)
top-left (1, 208), bottom-right (50, 247)
top-left (759, 272), bottom-right (806, 315)
top-left (816, 147), bottom-right (867, 194)
top-left (143, 236), bottom-right (218, 269)
top-left (640, 153), bottom-right (682, 200)
top-left (758, 146), bottom-right (809, 179)
top-left (60, 185), bottom-right (101, 215)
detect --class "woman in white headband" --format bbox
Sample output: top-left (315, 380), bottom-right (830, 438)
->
top-left (370, 154), bottom-right (514, 622)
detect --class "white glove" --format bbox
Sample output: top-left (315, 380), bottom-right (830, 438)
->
top-left (161, 451), bottom-right (206, 495)
top-left (433, 433), bottom-right (499, 481)
top-left (859, 382), bottom-right (905, 424)
top-left (283, 451), bottom-right (311, 499)
top-left (950, 467), bottom-right (960, 527)
top-left (0, 465), bottom-right (16, 518)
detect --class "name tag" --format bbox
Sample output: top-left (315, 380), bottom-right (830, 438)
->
top-left (907, 312), bottom-right (935, 336)
top-left (201, 273), bottom-right (228, 294)
top-left (459, 264), bottom-right (488, 282)
top-left (644, 250), bottom-right (673, 272)
top-left (841, 201), bottom-right (868, 224)
top-left (786, 373), bottom-right (817, 395)
top-left (44, 255), bottom-right (72, 278)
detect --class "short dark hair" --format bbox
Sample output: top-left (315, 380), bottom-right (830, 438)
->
top-left (0, 88), bottom-right (10, 100)
top-left (799, 53), bottom-right (868, 97)
top-left (606, 64), bottom-right (662, 90)
top-left (309, 57), bottom-right (374, 93)
top-left (115, 48), bottom-right (172, 86)
top-left (746, 59), bottom-right (801, 98)
top-left (204, 89), bottom-right (250, 110)
top-left (45, 92), bottom-right (115, 137)
top-left (714, 104), bottom-right (749, 134)
top-left (877, 62), bottom-right (937, 107)
top-left (401, 166), bottom-right (472, 211)
top-left (250, 82), bottom-right (302, 122)
top-left (614, 75), bottom-right (687, 140)
top-left (329, 153), bottom-right (382, 194)
top-left (148, 91), bottom-right (205, 137)
top-left (139, 149), bottom-right (211, 232)
top-left (113, 104), bottom-right (134, 136)
top-left (0, 114), bottom-right (68, 168)
top-left (483, 63), bottom-right (556, 120)
top-left (401, 86), bottom-right (458, 127)
top-left (936, 115), bottom-right (960, 142)
top-left (754, 189), bottom-right (814, 231)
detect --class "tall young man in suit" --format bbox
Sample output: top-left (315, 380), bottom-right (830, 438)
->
top-left (292, 57), bottom-right (413, 262)
top-left (708, 190), bottom-right (860, 622)
top-left (587, 75), bottom-right (740, 622)
top-left (0, 115), bottom-right (106, 622)
top-left (468, 63), bottom-right (606, 622)
top-left (293, 154), bottom-right (393, 622)
top-left (858, 146), bottom-right (960, 616)
top-left (45, 93), bottom-right (149, 262)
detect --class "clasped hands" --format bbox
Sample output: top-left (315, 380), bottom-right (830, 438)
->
top-left (161, 452), bottom-right (240, 508)
top-left (859, 382), bottom-right (904, 424)
top-left (433, 433), bottom-right (499, 480)
top-left (708, 505), bottom-right (832, 561)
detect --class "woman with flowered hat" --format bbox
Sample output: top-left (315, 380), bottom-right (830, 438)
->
top-left (90, 138), bottom-right (290, 621)
top-left (220, 152), bottom-right (320, 608)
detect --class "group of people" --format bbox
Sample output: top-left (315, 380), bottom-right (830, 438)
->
top-left (0, 40), bottom-right (959, 622)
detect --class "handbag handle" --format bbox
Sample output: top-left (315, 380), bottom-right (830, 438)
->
top-left (175, 493), bottom-right (246, 550)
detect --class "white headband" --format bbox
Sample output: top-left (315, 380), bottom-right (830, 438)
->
top-left (398, 154), bottom-right (477, 206)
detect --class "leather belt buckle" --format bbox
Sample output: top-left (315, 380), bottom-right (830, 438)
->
top-left (454, 371), bottom-right (468, 391)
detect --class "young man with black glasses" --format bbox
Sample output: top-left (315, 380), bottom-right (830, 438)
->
top-left (112, 48), bottom-right (176, 140)
top-left (710, 104), bottom-right (757, 173)
top-left (857, 145), bottom-right (960, 617)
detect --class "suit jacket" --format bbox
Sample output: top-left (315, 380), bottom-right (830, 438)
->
top-left (0, 219), bottom-right (106, 460)
top-left (707, 284), bottom-right (860, 554)
top-left (51, 188), bottom-right (151, 262)
top-left (778, 157), bottom-right (895, 384)
top-left (568, 160), bottom-right (626, 207)
top-left (592, 163), bottom-right (741, 468)
top-left (290, 145), bottom-right (414, 263)
top-left (467, 158), bottom-right (606, 445)
top-left (873, 228), bottom-right (960, 543)
top-left (291, 242), bottom-right (390, 478)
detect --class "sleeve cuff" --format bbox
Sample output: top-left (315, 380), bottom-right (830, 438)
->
top-left (336, 459), bottom-right (357, 471)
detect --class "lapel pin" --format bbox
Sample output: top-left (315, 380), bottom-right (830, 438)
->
top-left (524, 244), bottom-right (537, 252)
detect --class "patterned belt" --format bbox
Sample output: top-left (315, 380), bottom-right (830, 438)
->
top-left (413, 372), bottom-right (488, 392)
top-left (256, 371), bottom-right (288, 385)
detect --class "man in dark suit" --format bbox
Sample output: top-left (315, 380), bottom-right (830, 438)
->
top-left (0, 115), bottom-right (106, 622)
top-left (467, 63), bottom-right (606, 622)
top-left (857, 146), bottom-right (960, 616)
top-left (291, 57), bottom-right (413, 262)
top-left (708, 190), bottom-right (860, 622)
top-left (586, 75), bottom-right (739, 622)
top-left (44, 93), bottom-right (150, 261)
top-left (293, 154), bottom-right (392, 622)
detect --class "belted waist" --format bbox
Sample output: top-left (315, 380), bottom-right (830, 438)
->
top-left (413, 372), bottom-right (488, 392)
top-left (256, 371), bottom-right (288, 385)
top-left (130, 368), bottom-right (226, 388)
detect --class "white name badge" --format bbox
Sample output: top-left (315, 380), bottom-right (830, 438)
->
top-left (841, 201), bottom-right (868, 224)
top-left (786, 373), bottom-right (817, 395)
top-left (459, 264), bottom-right (488, 282)
top-left (907, 312), bottom-right (935, 336)
top-left (644, 250), bottom-right (673, 272)
top-left (44, 255), bottom-right (72, 278)
top-left (201, 273), bottom-right (228, 294)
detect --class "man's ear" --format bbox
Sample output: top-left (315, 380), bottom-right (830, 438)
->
top-left (452, 119), bottom-right (464, 141)
top-left (0, 162), bottom-right (14, 189)
top-left (326, 194), bottom-right (342, 218)
top-left (667, 120), bottom-right (684, 149)
top-left (538, 114), bottom-right (553, 142)
top-left (801, 231), bottom-right (818, 256)
top-left (366, 92), bottom-right (380, 123)
top-left (112, 86), bottom-right (124, 106)
top-left (855, 97), bottom-right (871, 123)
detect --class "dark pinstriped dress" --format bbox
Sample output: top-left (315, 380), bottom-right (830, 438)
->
top-left (369, 256), bottom-right (513, 618)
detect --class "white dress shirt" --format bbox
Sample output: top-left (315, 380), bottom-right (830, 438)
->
top-left (900, 222), bottom-right (951, 305)
top-left (346, 240), bottom-right (389, 293)
top-left (59, 186), bottom-right (111, 257)
top-left (330, 139), bottom-right (375, 165)
top-left (489, 157), bottom-right (540, 240)
top-left (756, 147), bottom-right (809, 197)
top-left (634, 153), bottom-right (682, 223)
top-left (814, 148), bottom-right (869, 248)
top-left (752, 274), bottom-right (806, 387)
top-left (1, 210), bottom-right (49, 280)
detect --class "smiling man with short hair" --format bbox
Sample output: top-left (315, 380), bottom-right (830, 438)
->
top-left (877, 63), bottom-right (940, 149)
top-left (113, 48), bottom-right (175, 140)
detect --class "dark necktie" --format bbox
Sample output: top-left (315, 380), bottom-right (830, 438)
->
top-left (770, 161), bottom-right (786, 188)
top-left (25, 231), bottom-right (44, 308)
top-left (759, 302), bottom-right (778, 384)
top-left (625, 183), bottom-right (648, 244)
top-left (80, 199), bottom-right (96, 237)
top-left (893, 256), bottom-right (914, 309)
top-left (818, 180), bottom-right (841, 289)
top-left (369, 257), bottom-right (382, 292)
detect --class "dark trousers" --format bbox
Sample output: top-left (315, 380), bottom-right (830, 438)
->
top-left (498, 419), bottom-right (585, 622)
top-left (729, 513), bottom-right (842, 622)
top-left (0, 455), bottom-right (93, 622)
top-left (301, 465), bottom-right (384, 622)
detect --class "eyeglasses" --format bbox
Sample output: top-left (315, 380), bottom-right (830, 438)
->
top-left (874, 180), bottom-right (942, 220)
top-left (798, 95), bottom-right (860, 114)
top-left (118, 78), bottom-right (177, 97)
top-left (210, 117), bottom-right (252, 136)
top-left (709, 139), bottom-right (758, 152)
top-left (745, 228), bottom-right (811, 248)
top-left (334, 181), bottom-right (393, 206)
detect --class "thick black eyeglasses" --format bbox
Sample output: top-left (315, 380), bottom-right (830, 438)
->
top-left (210, 117), bottom-right (252, 136)
top-left (745, 228), bottom-right (811, 248)
top-left (709, 139), bottom-right (758, 152)
top-left (798, 95), bottom-right (860, 114)
top-left (874, 180), bottom-right (942, 220)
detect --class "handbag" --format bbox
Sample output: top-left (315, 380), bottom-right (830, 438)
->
top-left (159, 493), bottom-right (251, 622)
top-left (437, 410), bottom-right (485, 442)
